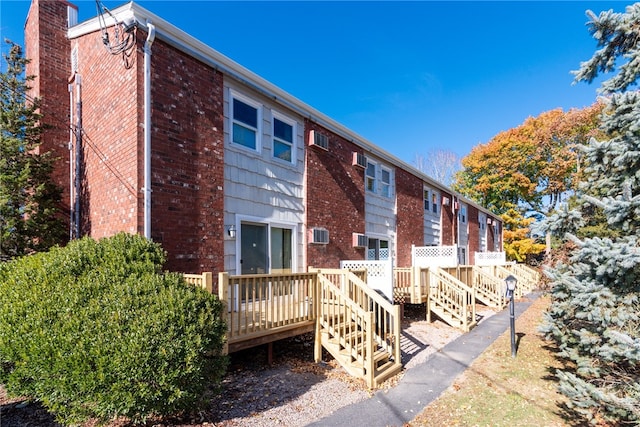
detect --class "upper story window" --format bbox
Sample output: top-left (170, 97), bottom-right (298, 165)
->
top-left (272, 112), bottom-right (295, 163)
top-left (423, 187), bottom-right (439, 215)
top-left (366, 161), bottom-right (376, 193)
top-left (365, 160), bottom-right (393, 198)
top-left (431, 191), bottom-right (439, 214)
top-left (231, 91), bottom-right (261, 151)
top-left (459, 205), bottom-right (467, 223)
top-left (381, 167), bottom-right (391, 197)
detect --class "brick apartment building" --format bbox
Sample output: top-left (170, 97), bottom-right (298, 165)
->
top-left (24, 0), bottom-right (503, 288)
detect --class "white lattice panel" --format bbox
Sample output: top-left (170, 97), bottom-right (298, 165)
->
top-left (412, 245), bottom-right (458, 268)
top-left (475, 251), bottom-right (506, 266)
top-left (340, 260), bottom-right (393, 300)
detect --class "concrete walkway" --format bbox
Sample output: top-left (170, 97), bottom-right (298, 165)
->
top-left (308, 293), bottom-right (539, 427)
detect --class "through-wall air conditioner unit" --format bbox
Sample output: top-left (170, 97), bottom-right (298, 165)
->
top-left (352, 233), bottom-right (368, 248)
top-left (309, 130), bottom-right (329, 150)
top-left (487, 218), bottom-right (493, 225)
top-left (442, 196), bottom-right (450, 206)
top-left (352, 152), bottom-right (367, 168)
top-left (309, 228), bottom-right (329, 244)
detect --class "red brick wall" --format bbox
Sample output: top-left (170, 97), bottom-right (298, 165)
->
top-left (305, 121), bottom-right (365, 267)
top-left (31, 4), bottom-right (225, 274)
top-left (468, 205), bottom-right (479, 264)
top-left (148, 38), bottom-right (225, 274)
top-left (25, 0), bottom-right (76, 230)
top-left (73, 29), bottom-right (140, 238)
top-left (395, 169), bottom-right (423, 267)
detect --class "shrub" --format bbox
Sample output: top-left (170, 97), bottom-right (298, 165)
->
top-left (0, 233), bottom-right (228, 425)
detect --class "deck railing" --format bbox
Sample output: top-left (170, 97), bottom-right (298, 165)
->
top-left (479, 265), bottom-right (535, 298)
top-left (393, 266), bottom-right (429, 304)
top-left (217, 272), bottom-right (316, 353)
top-left (183, 271), bottom-right (213, 293)
top-left (442, 266), bottom-right (506, 309)
top-left (504, 263), bottom-right (540, 292)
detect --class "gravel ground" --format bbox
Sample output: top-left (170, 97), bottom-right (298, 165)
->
top-left (0, 303), bottom-right (497, 427)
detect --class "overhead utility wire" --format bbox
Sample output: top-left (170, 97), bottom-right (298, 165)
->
top-left (1, 80), bottom-right (139, 198)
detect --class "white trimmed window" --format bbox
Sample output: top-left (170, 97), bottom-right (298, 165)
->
top-left (365, 160), bottom-right (393, 197)
top-left (272, 111), bottom-right (295, 163)
top-left (381, 167), bottom-right (391, 197)
top-left (230, 91), bottom-right (261, 151)
top-left (366, 160), bottom-right (376, 193)
top-left (424, 187), bottom-right (439, 215)
top-left (459, 205), bottom-right (467, 223)
top-left (431, 191), bottom-right (439, 214)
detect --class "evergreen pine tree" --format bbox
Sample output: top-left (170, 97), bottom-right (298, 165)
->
top-left (541, 5), bottom-right (640, 424)
top-left (0, 41), bottom-right (65, 260)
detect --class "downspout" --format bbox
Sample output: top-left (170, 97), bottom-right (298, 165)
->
top-left (73, 75), bottom-right (82, 239)
top-left (143, 21), bottom-right (155, 239)
top-left (68, 80), bottom-right (74, 240)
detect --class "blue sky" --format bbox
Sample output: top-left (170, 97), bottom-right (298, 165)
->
top-left (0, 1), bottom-right (628, 165)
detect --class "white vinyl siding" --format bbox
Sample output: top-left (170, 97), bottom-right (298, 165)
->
top-left (478, 212), bottom-right (487, 252)
top-left (364, 157), bottom-right (396, 265)
top-left (423, 186), bottom-right (440, 245)
top-left (224, 85), bottom-right (305, 275)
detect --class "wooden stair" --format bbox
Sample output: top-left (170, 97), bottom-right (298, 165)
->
top-left (320, 317), bottom-right (401, 386)
top-left (314, 269), bottom-right (402, 388)
top-left (427, 267), bottom-right (477, 332)
top-left (429, 302), bottom-right (477, 331)
top-left (471, 265), bottom-right (507, 309)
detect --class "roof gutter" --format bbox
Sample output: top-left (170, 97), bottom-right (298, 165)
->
top-left (67, 2), bottom-right (498, 220)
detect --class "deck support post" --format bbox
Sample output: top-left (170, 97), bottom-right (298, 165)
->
top-left (313, 274), bottom-right (323, 362)
top-left (267, 342), bottom-right (274, 365)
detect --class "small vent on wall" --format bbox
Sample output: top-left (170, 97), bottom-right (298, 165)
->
top-left (352, 233), bottom-right (368, 248)
top-left (352, 152), bottom-right (367, 168)
top-left (309, 228), bottom-right (329, 244)
top-left (309, 130), bottom-right (329, 150)
top-left (487, 218), bottom-right (492, 225)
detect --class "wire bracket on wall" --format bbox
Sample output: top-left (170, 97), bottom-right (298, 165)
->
top-left (95, 0), bottom-right (137, 68)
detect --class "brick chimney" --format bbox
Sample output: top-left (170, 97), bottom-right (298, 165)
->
top-left (24, 0), bottom-right (78, 231)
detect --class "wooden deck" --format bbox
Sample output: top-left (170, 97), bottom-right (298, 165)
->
top-left (218, 272), bottom-right (317, 353)
top-left (184, 263), bottom-right (540, 387)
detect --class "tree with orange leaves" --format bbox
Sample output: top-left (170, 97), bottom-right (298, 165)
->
top-left (453, 103), bottom-right (603, 261)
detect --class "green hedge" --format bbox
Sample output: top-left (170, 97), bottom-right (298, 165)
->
top-left (0, 233), bottom-right (228, 425)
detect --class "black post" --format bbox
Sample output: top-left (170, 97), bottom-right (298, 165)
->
top-left (509, 292), bottom-right (516, 358)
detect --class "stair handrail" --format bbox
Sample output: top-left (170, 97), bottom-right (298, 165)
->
top-left (314, 273), bottom-right (375, 375)
top-left (483, 264), bottom-right (535, 297)
top-left (428, 267), bottom-right (476, 331)
top-left (471, 265), bottom-right (507, 308)
top-left (505, 263), bottom-right (540, 290)
top-left (312, 268), bottom-right (402, 384)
